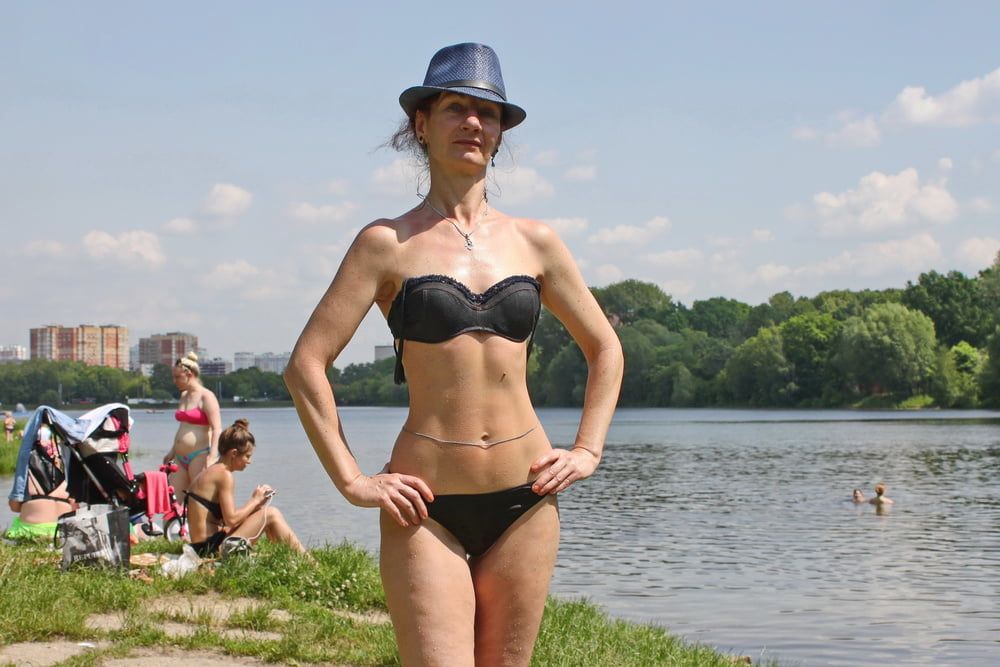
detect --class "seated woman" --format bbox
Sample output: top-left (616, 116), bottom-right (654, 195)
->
top-left (184, 418), bottom-right (306, 557)
top-left (5, 425), bottom-right (75, 541)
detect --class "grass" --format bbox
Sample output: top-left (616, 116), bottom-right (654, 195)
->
top-left (0, 539), bottom-right (774, 666)
top-left (0, 418), bottom-right (26, 475)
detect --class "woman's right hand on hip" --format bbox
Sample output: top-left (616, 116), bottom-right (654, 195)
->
top-left (344, 473), bottom-right (434, 527)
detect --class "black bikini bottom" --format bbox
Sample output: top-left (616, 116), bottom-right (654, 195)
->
top-left (426, 483), bottom-right (546, 557)
top-left (191, 530), bottom-right (227, 557)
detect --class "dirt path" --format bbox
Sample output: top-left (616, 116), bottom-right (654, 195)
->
top-left (0, 591), bottom-right (386, 666)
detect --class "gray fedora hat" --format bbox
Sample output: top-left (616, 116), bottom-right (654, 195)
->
top-left (399, 42), bottom-right (526, 130)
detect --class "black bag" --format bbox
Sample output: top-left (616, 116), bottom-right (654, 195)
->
top-left (56, 504), bottom-right (131, 570)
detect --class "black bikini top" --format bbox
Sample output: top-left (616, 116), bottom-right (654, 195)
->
top-left (387, 274), bottom-right (542, 384)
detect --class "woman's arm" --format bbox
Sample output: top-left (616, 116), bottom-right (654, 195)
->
top-left (526, 221), bottom-right (624, 495)
top-left (285, 223), bottom-right (433, 527)
top-left (202, 389), bottom-right (222, 464)
top-left (216, 472), bottom-right (269, 529)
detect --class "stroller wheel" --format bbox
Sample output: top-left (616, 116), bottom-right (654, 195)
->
top-left (164, 517), bottom-right (184, 542)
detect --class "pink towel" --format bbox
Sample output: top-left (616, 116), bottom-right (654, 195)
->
top-left (143, 470), bottom-right (172, 516)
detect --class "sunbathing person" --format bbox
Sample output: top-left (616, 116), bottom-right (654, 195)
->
top-left (5, 425), bottom-right (75, 541)
top-left (185, 418), bottom-right (306, 557)
top-left (163, 352), bottom-right (221, 500)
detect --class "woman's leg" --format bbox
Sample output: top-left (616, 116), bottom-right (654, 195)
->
top-left (229, 506), bottom-right (306, 553)
top-left (187, 452), bottom-right (209, 482)
top-left (169, 465), bottom-right (190, 499)
top-left (470, 496), bottom-right (560, 667)
top-left (380, 511), bottom-right (477, 667)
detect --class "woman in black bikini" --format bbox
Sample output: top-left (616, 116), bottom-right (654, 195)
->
top-left (185, 418), bottom-right (306, 557)
top-left (285, 43), bottom-right (622, 665)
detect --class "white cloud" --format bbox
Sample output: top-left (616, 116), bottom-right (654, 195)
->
top-left (791, 126), bottom-right (818, 141)
top-left (708, 235), bottom-right (737, 247)
top-left (796, 233), bottom-right (942, 278)
top-left (83, 230), bottom-right (165, 269)
top-left (752, 229), bottom-right (774, 242)
top-left (966, 196), bottom-right (992, 214)
top-left (938, 157), bottom-right (953, 171)
top-left (955, 237), bottom-right (1000, 270)
top-left (203, 183), bottom-right (253, 218)
top-left (812, 167), bottom-right (958, 236)
top-left (884, 67), bottom-right (1000, 127)
top-left (533, 150), bottom-right (559, 166)
top-left (370, 158), bottom-right (423, 198)
top-left (643, 248), bottom-right (703, 266)
top-left (493, 167), bottom-right (554, 204)
top-left (162, 217), bottom-right (198, 234)
top-left (826, 114), bottom-right (881, 147)
top-left (660, 280), bottom-right (695, 297)
top-left (289, 201), bottom-right (358, 225)
top-left (564, 165), bottom-right (597, 181)
top-left (327, 179), bottom-right (350, 195)
top-left (23, 240), bottom-right (67, 257)
top-left (203, 260), bottom-right (260, 290)
top-left (595, 264), bottom-right (624, 284)
top-left (754, 263), bottom-right (793, 283)
top-left (542, 217), bottom-right (589, 235)
top-left (587, 216), bottom-right (670, 245)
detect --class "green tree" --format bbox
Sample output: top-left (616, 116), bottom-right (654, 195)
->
top-left (687, 297), bottom-right (751, 343)
top-left (593, 280), bottom-right (682, 327)
top-left (724, 326), bottom-right (794, 405)
top-left (834, 303), bottom-right (937, 396)
top-left (617, 327), bottom-right (656, 405)
top-left (543, 344), bottom-right (587, 406)
top-left (903, 269), bottom-right (992, 347)
top-left (150, 364), bottom-right (178, 399)
top-left (978, 326), bottom-right (1000, 408)
top-left (779, 312), bottom-right (840, 402)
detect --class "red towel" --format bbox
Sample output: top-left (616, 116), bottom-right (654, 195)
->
top-left (143, 470), bottom-right (172, 516)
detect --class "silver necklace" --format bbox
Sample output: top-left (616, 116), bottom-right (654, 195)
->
top-left (421, 198), bottom-right (488, 251)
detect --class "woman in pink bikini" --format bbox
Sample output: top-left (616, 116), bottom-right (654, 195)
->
top-left (163, 351), bottom-right (221, 498)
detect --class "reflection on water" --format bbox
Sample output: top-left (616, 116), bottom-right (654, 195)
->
top-left (3, 407), bottom-right (998, 666)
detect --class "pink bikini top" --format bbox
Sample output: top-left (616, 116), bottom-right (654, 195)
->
top-left (175, 407), bottom-right (210, 425)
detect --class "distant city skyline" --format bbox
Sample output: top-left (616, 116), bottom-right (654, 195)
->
top-left (3, 4), bottom-right (998, 366)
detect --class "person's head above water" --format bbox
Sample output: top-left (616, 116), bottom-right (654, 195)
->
top-left (852, 488), bottom-right (865, 502)
top-left (874, 483), bottom-right (887, 497)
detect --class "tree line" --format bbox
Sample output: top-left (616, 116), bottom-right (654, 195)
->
top-left (2, 253), bottom-right (998, 410)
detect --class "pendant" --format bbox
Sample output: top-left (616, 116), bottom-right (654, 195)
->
top-left (464, 236), bottom-right (474, 251)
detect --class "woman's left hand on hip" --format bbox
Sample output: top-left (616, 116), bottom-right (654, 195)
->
top-left (529, 447), bottom-right (598, 495)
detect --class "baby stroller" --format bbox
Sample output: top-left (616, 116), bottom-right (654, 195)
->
top-left (8, 404), bottom-right (187, 540)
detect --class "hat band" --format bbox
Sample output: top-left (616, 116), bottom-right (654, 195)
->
top-left (436, 79), bottom-right (506, 100)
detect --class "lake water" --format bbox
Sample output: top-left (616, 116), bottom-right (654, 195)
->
top-left (3, 407), bottom-right (998, 666)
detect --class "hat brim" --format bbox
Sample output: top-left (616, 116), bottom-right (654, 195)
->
top-left (399, 85), bottom-right (526, 130)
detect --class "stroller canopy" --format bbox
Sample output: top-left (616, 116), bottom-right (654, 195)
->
top-left (8, 403), bottom-right (131, 504)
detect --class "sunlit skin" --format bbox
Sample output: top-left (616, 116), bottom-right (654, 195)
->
top-left (186, 443), bottom-right (306, 553)
top-left (286, 88), bottom-right (623, 666)
top-left (162, 365), bottom-right (221, 499)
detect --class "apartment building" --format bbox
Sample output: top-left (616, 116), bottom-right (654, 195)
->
top-left (29, 324), bottom-right (129, 369)
top-left (138, 332), bottom-right (198, 367)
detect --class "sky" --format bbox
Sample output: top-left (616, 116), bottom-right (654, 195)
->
top-left (2, 2), bottom-right (999, 367)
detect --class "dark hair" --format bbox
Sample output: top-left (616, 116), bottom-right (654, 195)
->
top-left (388, 94), bottom-right (439, 162)
top-left (219, 418), bottom-right (255, 455)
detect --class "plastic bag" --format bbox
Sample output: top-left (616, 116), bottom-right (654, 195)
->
top-left (57, 503), bottom-right (131, 570)
top-left (160, 544), bottom-right (202, 578)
